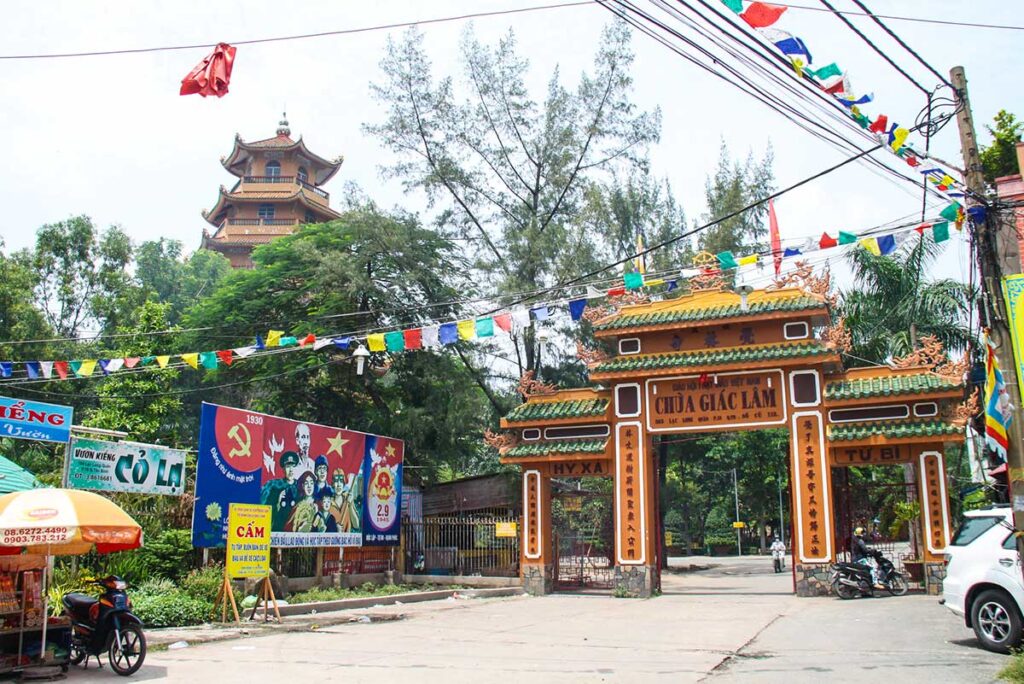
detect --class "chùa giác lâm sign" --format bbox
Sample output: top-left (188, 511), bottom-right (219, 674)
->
top-left (646, 370), bottom-right (786, 432)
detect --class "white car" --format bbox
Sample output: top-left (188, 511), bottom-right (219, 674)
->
top-left (942, 506), bottom-right (1024, 653)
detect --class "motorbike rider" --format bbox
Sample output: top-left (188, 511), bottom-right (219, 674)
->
top-left (851, 526), bottom-right (884, 589)
top-left (770, 536), bottom-right (786, 573)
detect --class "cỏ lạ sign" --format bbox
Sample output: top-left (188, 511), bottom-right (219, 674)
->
top-left (67, 437), bottom-right (186, 496)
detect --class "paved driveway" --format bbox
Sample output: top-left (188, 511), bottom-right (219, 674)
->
top-left (70, 556), bottom-right (1006, 683)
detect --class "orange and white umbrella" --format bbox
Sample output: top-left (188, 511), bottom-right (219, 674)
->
top-left (0, 488), bottom-right (142, 555)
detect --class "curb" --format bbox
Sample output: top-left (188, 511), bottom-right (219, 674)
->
top-left (277, 586), bottom-right (522, 616)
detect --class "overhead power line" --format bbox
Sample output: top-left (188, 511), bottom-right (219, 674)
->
top-left (847, 0), bottom-right (955, 89)
top-left (762, 1), bottom-right (1024, 32)
top-left (0, 1), bottom-right (595, 60)
top-left (817, 0), bottom-right (931, 95)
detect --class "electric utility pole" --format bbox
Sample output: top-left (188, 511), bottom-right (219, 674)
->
top-left (951, 67), bottom-right (1024, 537)
top-left (733, 468), bottom-right (741, 557)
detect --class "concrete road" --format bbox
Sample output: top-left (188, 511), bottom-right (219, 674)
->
top-left (68, 556), bottom-right (1006, 683)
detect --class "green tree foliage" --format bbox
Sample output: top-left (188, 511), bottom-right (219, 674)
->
top-left (135, 239), bottom-right (230, 325)
top-left (32, 215), bottom-right (136, 337)
top-left (0, 241), bottom-right (52, 360)
top-left (980, 109), bottom-right (1023, 184)
top-left (364, 22), bottom-right (660, 373)
top-left (840, 236), bottom-right (975, 364)
top-left (698, 141), bottom-right (775, 256)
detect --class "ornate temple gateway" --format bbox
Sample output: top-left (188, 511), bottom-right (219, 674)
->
top-left (494, 280), bottom-right (969, 597)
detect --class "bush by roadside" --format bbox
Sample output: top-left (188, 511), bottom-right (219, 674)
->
top-left (287, 582), bottom-right (461, 605)
top-left (1000, 652), bottom-right (1024, 683)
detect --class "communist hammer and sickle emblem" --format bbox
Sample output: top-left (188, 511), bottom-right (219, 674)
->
top-left (226, 423), bottom-right (251, 459)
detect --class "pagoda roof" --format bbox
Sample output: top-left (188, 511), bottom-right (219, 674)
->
top-left (504, 398), bottom-right (610, 425)
top-left (221, 133), bottom-right (343, 184)
top-left (588, 340), bottom-right (839, 380)
top-left (825, 367), bottom-right (962, 404)
top-left (827, 419), bottom-right (964, 444)
top-left (203, 186), bottom-right (341, 227)
top-left (502, 438), bottom-right (610, 460)
top-left (593, 287), bottom-right (828, 337)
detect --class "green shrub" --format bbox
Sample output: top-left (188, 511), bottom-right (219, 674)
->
top-left (99, 550), bottom-right (149, 586)
top-left (180, 564), bottom-right (224, 605)
top-left (139, 529), bottom-right (193, 581)
top-left (998, 651), bottom-right (1024, 682)
top-left (46, 569), bottom-right (98, 617)
top-left (288, 583), bottom-right (415, 604)
top-left (132, 590), bottom-right (213, 627)
top-left (134, 577), bottom-right (176, 596)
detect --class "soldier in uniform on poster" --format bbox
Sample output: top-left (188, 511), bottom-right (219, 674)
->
top-left (260, 451), bottom-right (300, 531)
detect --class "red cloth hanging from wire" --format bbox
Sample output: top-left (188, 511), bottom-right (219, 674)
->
top-left (180, 43), bottom-right (237, 97)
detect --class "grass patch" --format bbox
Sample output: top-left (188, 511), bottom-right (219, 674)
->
top-left (999, 651), bottom-right (1024, 683)
top-left (288, 582), bottom-right (462, 604)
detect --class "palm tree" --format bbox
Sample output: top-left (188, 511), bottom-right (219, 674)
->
top-left (840, 235), bottom-right (976, 365)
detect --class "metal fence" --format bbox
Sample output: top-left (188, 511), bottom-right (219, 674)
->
top-left (403, 517), bottom-right (520, 577)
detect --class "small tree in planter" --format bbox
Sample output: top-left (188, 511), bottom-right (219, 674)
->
top-left (890, 500), bottom-right (924, 582)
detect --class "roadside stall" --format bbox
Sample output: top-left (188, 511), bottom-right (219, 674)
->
top-left (0, 488), bottom-right (143, 675)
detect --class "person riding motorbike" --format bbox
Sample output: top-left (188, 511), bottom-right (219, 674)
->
top-left (770, 536), bottom-right (786, 573)
top-left (851, 526), bottom-right (884, 589)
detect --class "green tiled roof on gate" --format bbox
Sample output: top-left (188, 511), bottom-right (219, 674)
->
top-left (589, 341), bottom-right (833, 375)
top-left (825, 373), bottom-right (960, 401)
top-left (504, 439), bottom-right (608, 458)
top-left (827, 420), bottom-right (962, 442)
top-left (594, 294), bottom-right (825, 332)
top-left (504, 399), bottom-right (609, 423)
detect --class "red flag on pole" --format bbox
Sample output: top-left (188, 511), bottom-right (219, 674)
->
top-left (180, 43), bottom-right (237, 98)
top-left (769, 199), bottom-right (783, 276)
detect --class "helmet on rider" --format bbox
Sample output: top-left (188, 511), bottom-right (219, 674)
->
top-left (854, 526), bottom-right (865, 536)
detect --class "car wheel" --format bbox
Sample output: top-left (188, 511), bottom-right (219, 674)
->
top-left (971, 589), bottom-right (1023, 654)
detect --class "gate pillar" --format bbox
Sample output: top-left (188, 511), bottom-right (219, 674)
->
top-left (521, 466), bottom-right (553, 595)
top-left (916, 446), bottom-right (952, 594)
top-left (611, 383), bottom-right (659, 598)
top-left (788, 370), bottom-right (835, 596)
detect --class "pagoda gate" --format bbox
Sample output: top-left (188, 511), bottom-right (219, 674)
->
top-left (495, 282), bottom-right (968, 597)
top-left (201, 115), bottom-right (343, 268)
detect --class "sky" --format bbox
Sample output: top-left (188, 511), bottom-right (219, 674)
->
top-left (1, 0), bottom-right (1021, 297)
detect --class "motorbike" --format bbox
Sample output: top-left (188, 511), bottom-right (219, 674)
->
top-left (61, 575), bottom-right (146, 676)
top-left (830, 549), bottom-right (909, 599)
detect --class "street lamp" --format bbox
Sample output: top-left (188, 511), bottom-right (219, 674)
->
top-left (352, 344), bottom-right (370, 376)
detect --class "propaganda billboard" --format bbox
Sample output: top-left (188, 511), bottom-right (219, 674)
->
top-left (361, 435), bottom-right (404, 545)
top-left (191, 403), bottom-right (402, 548)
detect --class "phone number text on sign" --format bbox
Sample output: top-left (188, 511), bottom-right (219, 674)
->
top-left (2, 527), bottom-right (72, 545)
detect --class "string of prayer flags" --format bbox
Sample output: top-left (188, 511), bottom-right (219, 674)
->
top-left (643, 278), bottom-right (665, 287)
top-left (761, 29), bottom-right (812, 66)
top-left (200, 352), bottom-right (219, 370)
top-left (511, 309), bottom-right (531, 329)
top-left (73, 360), bottom-right (97, 377)
top-left (0, 363), bottom-right (11, 379)
top-left (422, 325), bottom-right (439, 348)
top-left (156, 355), bottom-right (170, 369)
top-left (531, 306), bottom-right (550, 322)
top-left (439, 323), bottom-right (458, 345)
top-left (97, 360), bottom-right (111, 376)
top-left (737, 254), bottom-right (758, 266)
top-left (819, 233), bottom-right (838, 249)
top-left (717, 251), bottom-right (739, 270)
top-left (940, 201), bottom-right (963, 224)
top-left (457, 320), bottom-right (476, 341)
top-left (181, 354), bottom-right (199, 370)
top-left (255, 335), bottom-right (266, 350)
top-left (299, 333), bottom-right (316, 347)
top-left (385, 331), bottom-right (405, 353)
top-left (235, 345), bottom-right (258, 358)
top-left (367, 334), bottom-right (386, 352)
top-left (739, 2), bottom-right (787, 28)
top-left (494, 313), bottom-right (512, 333)
top-left (312, 338), bottom-right (334, 351)
top-left (476, 317), bottom-right (494, 338)
top-left (606, 286), bottom-right (626, 297)
top-left (24, 362), bottom-right (40, 380)
top-left (860, 237), bottom-right (881, 256)
top-left (180, 43), bottom-right (237, 98)
top-left (569, 298), bottom-right (587, 321)
top-left (279, 336), bottom-right (298, 348)
top-left (404, 328), bottom-right (423, 350)
top-left (932, 222), bottom-right (950, 243)
top-left (838, 231), bottom-right (857, 246)
top-left (40, 361), bottom-right (54, 378)
top-left (333, 337), bottom-right (352, 351)
top-left (624, 271), bottom-right (644, 290)
top-left (877, 235), bottom-right (897, 256)
top-left (266, 330), bottom-right (283, 348)
top-left (124, 357), bottom-right (141, 369)
top-left (216, 350), bottom-right (235, 366)
top-left (54, 361), bottom-right (69, 380)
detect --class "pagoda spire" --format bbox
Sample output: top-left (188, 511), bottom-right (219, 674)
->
top-left (276, 111), bottom-right (290, 137)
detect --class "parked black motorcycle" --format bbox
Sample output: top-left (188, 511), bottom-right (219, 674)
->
top-left (62, 575), bottom-right (146, 676)
top-left (830, 550), bottom-right (909, 599)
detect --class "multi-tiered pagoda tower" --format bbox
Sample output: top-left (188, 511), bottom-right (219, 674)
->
top-left (201, 116), bottom-right (343, 268)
